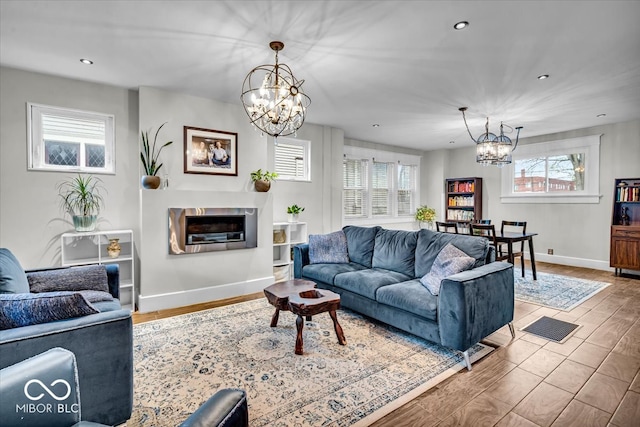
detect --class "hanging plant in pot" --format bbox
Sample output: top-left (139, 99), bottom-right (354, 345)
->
top-left (141, 122), bottom-right (173, 189)
top-left (250, 169), bottom-right (278, 192)
top-left (57, 174), bottom-right (105, 232)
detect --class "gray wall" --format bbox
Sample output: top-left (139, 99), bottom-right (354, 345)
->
top-left (0, 67), bottom-right (139, 268)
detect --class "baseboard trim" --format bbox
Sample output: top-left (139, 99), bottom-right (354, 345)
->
top-left (531, 253), bottom-right (611, 271)
top-left (137, 276), bottom-right (275, 313)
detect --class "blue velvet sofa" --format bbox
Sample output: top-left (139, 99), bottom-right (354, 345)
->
top-left (294, 226), bottom-right (515, 369)
top-left (0, 249), bottom-right (133, 426)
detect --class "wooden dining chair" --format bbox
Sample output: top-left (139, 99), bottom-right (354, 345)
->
top-left (500, 221), bottom-right (527, 276)
top-left (475, 219), bottom-right (491, 224)
top-left (469, 224), bottom-right (509, 262)
top-left (436, 221), bottom-right (459, 234)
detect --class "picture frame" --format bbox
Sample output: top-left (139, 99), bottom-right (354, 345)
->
top-left (183, 126), bottom-right (238, 176)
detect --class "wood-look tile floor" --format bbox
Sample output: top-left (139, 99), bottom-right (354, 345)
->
top-left (132, 262), bottom-right (640, 427)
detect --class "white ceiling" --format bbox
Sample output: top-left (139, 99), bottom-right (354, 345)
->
top-left (1, 1), bottom-right (639, 151)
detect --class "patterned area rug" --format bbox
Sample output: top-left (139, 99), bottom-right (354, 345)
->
top-left (514, 268), bottom-right (610, 311)
top-left (129, 298), bottom-right (492, 426)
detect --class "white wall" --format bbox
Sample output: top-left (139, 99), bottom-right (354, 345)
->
top-left (0, 67), bottom-right (139, 268)
top-left (431, 119), bottom-right (640, 270)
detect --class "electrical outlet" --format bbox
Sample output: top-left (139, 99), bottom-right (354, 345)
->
top-left (547, 249), bottom-right (554, 255)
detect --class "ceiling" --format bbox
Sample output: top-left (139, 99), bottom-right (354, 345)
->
top-left (1, 1), bottom-right (639, 151)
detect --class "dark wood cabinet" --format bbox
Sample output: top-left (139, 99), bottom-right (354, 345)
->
top-left (445, 177), bottom-right (482, 232)
top-left (610, 178), bottom-right (640, 275)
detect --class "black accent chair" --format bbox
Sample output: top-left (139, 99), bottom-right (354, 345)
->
top-left (435, 221), bottom-right (459, 233)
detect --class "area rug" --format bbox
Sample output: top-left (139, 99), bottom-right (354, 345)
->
top-left (514, 268), bottom-right (610, 311)
top-left (129, 298), bottom-right (492, 426)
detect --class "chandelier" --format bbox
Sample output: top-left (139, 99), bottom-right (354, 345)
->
top-left (241, 41), bottom-right (311, 140)
top-left (459, 107), bottom-right (523, 166)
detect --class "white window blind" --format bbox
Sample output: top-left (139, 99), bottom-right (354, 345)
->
top-left (398, 164), bottom-right (417, 216)
top-left (343, 158), bottom-right (368, 217)
top-left (372, 161), bottom-right (392, 216)
top-left (274, 137), bottom-right (310, 181)
top-left (28, 103), bottom-right (115, 174)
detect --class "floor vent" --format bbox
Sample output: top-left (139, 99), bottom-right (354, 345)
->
top-left (521, 316), bottom-right (580, 343)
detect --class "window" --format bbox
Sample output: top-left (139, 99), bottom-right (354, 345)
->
top-left (343, 146), bottom-right (420, 222)
top-left (274, 137), bottom-right (310, 181)
top-left (501, 135), bottom-right (600, 203)
top-left (28, 103), bottom-right (115, 174)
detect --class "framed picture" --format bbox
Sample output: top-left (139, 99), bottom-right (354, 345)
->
top-left (183, 126), bottom-right (238, 176)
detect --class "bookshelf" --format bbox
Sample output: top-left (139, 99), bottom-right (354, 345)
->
top-left (273, 222), bottom-right (308, 282)
top-left (610, 178), bottom-right (640, 275)
top-left (445, 177), bottom-right (483, 232)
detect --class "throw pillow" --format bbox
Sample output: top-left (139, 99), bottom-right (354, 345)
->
top-left (28, 265), bottom-right (109, 294)
top-left (420, 243), bottom-right (475, 296)
top-left (309, 230), bottom-right (349, 264)
top-left (0, 248), bottom-right (30, 294)
top-left (0, 291), bottom-right (99, 330)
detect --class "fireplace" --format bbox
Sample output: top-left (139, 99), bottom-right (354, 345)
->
top-left (168, 207), bottom-right (258, 255)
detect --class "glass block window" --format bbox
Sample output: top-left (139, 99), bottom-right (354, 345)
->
top-left (28, 103), bottom-right (115, 174)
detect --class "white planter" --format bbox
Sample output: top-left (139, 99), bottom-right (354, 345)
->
top-left (288, 213), bottom-right (299, 223)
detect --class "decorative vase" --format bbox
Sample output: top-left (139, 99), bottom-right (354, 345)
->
top-left (254, 180), bottom-right (271, 192)
top-left (107, 238), bottom-right (121, 258)
top-left (141, 175), bottom-right (161, 189)
top-left (72, 215), bottom-right (97, 232)
top-left (288, 213), bottom-right (298, 223)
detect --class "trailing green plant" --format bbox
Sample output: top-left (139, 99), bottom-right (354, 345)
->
top-left (250, 169), bottom-right (279, 182)
top-left (141, 122), bottom-right (173, 176)
top-left (287, 204), bottom-right (305, 215)
top-left (57, 174), bottom-right (105, 217)
top-left (415, 205), bottom-right (436, 223)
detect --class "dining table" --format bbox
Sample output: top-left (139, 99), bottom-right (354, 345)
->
top-left (494, 231), bottom-right (538, 280)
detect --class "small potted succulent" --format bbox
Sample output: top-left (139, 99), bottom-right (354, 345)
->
top-left (287, 204), bottom-right (305, 222)
top-left (140, 122), bottom-right (173, 189)
top-left (57, 174), bottom-right (105, 232)
top-left (415, 205), bottom-right (436, 229)
top-left (250, 169), bottom-right (278, 192)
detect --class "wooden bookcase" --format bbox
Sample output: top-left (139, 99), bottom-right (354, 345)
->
top-left (445, 177), bottom-right (483, 232)
top-left (610, 178), bottom-right (640, 275)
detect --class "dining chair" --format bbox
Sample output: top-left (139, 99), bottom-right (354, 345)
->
top-left (469, 223), bottom-right (509, 262)
top-left (436, 221), bottom-right (459, 234)
top-left (475, 219), bottom-right (491, 224)
top-left (500, 221), bottom-right (527, 276)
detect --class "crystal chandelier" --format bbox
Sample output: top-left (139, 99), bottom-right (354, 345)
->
top-left (459, 107), bottom-right (523, 166)
top-left (241, 41), bottom-right (311, 140)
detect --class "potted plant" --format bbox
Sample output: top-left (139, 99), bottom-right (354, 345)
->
top-left (287, 204), bottom-right (305, 222)
top-left (57, 174), bottom-right (105, 232)
top-left (415, 205), bottom-right (436, 229)
top-left (250, 169), bottom-right (278, 192)
top-left (141, 122), bottom-right (173, 189)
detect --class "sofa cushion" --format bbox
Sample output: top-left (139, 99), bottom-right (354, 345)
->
top-left (302, 262), bottom-right (367, 285)
top-left (0, 248), bottom-right (30, 294)
top-left (0, 291), bottom-right (100, 330)
top-left (27, 265), bottom-right (109, 294)
top-left (415, 229), bottom-right (490, 278)
top-left (309, 230), bottom-right (349, 264)
top-left (420, 243), bottom-right (475, 296)
top-left (342, 226), bottom-right (380, 268)
top-left (371, 229), bottom-right (418, 277)
top-left (333, 268), bottom-right (412, 300)
top-left (376, 279), bottom-right (438, 322)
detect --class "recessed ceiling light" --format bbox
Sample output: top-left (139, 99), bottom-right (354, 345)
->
top-left (372, 124), bottom-right (380, 128)
top-left (537, 74), bottom-right (549, 80)
top-left (79, 58), bottom-right (93, 65)
top-left (597, 114), bottom-right (606, 118)
top-left (453, 21), bottom-right (469, 30)
top-left (449, 141), bottom-right (455, 144)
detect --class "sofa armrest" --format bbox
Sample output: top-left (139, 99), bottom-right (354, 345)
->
top-left (180, 388), bottom-right (248, 427)
top-left (26, 265), bottom-right (120, 299)
top-left (437, 261), bottom-right (514, 352)
top-left (293, 243), bottom-right (310, 279)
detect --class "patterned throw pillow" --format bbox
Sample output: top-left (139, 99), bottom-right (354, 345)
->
top-left (27, 265), bottom-right (109, 294)
top-left (309, 230), bottom-right (350, 264)
top-left (420, 243), bottom-right (475, 296)
top-left (0, 291), bottom-right (99, 330)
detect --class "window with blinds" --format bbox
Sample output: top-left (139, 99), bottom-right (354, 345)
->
top-left (28, 103), bottom-right (115, 173)
top-left (343, 147), bottom-right (420, 221)
top-left (274, 137), bottom-right (310, 181)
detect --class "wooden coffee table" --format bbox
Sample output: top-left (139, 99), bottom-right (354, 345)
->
top-left (264, 279), bottom-right (346, 355)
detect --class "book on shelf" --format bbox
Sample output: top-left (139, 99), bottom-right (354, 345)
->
top-left (617, 186), bottom-right (640, 202)
top-left (451, 181), bottom-right (474, 193)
